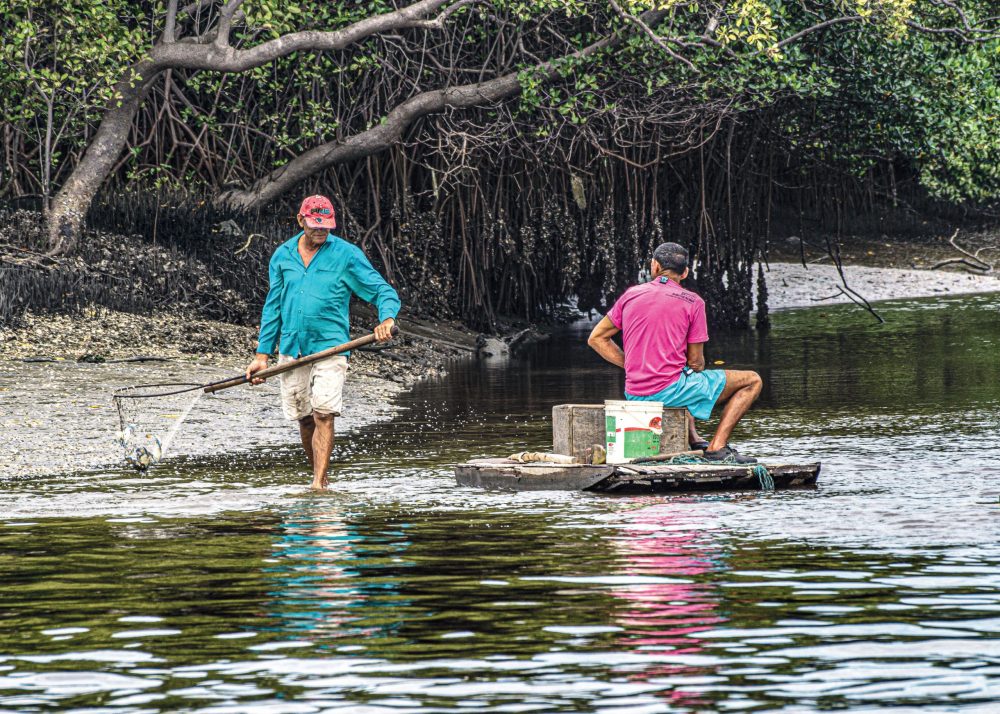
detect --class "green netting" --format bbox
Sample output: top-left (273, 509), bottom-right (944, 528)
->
top-left (633, 453), bottom-right (774, 491)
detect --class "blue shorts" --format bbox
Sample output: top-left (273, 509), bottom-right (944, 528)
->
top-left (626, 368), bottom-right (727, 421)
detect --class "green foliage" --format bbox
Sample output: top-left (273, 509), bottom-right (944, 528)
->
top-left (844, 36), bottom-right (1000, 201)
top-left (736, 25), bottom-right (1000, 202)
top-left (715, 0), bottom-right (782, 56)
top-left (0, 0), bottom-right (148, 192)
top-left (1, 0), bottom-right (996, 207)
top-left (529, 0), bottom-right (999, 202)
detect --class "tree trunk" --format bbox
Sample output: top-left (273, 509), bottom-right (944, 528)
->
top-left (47, 63), bottom-right (160, 255)
top-left (44, 0), bottom-right (463, 254)
top-left (44, 3), bottom-right (668, 251)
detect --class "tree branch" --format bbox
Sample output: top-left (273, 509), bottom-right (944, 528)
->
top-left (774, 16), bottom-right (864, 49)
top-left (930, 229), bottom-right (995, 273)
top-left (214, 0), bottom-right (246, 47)
top-left (219, 9), bottom-right (671, 208)
top-left (401, 0), bottom-right (481, 30)
top-left (155, 0), bottom-right (463, 70)
top-left (607, 0), bottom-right (698, 72)
top-left (164, 0), bottom-right (180, 43)
top-left (179, 0), bottom-right (216, 19)
top-left (825, 235), bottom-right (884, 323)
top-left (904, 20), bottom-right (1000, 42)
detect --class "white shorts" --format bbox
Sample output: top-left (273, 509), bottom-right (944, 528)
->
top-left (278, 354), bottom-right (348, 421)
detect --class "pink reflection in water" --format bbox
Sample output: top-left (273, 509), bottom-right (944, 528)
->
top-left (611, 501), bottom-right (727, 706)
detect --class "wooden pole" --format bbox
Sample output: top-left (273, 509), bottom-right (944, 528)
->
top-left (203, 326), bottom-right (399, 394)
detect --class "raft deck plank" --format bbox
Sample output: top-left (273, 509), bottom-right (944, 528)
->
top-left (455, 458), bottom-right (820, 493)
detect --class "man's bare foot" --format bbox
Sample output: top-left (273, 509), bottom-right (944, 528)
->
top-left (310, 478), bottom-right (328, 490)
top-left (687, 415), bottom-right (707, 447)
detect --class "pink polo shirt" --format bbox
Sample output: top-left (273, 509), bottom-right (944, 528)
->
top-left (607, 277), bottom-right (709, 396)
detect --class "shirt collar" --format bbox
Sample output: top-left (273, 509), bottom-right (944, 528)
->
top-left (286, 231), bottom-right (337, 255)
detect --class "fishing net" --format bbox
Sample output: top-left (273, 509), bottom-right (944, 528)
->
top-left (112, 383), bottom-right (204, 471)
top-left (632, 453), bottom-right (775, 490)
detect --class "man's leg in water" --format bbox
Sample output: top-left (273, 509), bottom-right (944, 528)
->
top-left (298, 414), bottom-right (316, 468)
top-left (295, 356), bottom-right (346, 489)
top-left (309, 411), bottom-right (335, 489)
top-left (707, 370), bottom-right (763, 452)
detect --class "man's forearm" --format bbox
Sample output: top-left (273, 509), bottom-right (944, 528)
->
top-left (590, 338), bottom-right (625, 369)
top-left (686, 343), bottom-right (706, 372)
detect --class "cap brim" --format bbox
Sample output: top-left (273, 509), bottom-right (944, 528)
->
top-left (302, 216), bottom-right (333, 229)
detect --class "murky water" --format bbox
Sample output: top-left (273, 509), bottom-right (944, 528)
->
top-left (2, 295), bottom-right (999, 712)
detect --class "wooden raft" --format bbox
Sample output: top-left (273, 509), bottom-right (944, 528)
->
top-left (455, 457), bottom-right (821, 493)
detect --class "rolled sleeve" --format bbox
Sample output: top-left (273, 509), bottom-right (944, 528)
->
top-left (687, 299), bottom-right (709, 344)
top-left (346, 250), bottom-right (401, 322)
top-left (256, 253), bottom-right (284, 354)
top-left (607, 294), bottom-right (626, 329)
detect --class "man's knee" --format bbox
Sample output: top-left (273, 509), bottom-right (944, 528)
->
top-left (737, 370), bottom-right (763, 394)
top-left (312, 411), bottom-right (335, 424)
top-left (724, 369), bottom-right (755, 387)
top-left (298, 414), bottom-right (315, 427)
top-left (723, 370), bottom-right (763, 400)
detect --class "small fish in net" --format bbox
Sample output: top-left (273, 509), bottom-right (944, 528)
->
top-left (112, 383), bottom-right (204, 472)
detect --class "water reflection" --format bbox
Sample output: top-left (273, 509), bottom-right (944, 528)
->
top-left (613, 504), bottom-right (725, 655)
top-left (611, 501), bottom-right (726, 709)
top-left (267, 501), bottom-right (379, 642)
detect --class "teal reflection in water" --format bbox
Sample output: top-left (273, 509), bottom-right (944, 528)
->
top-left (265, 501), bottom-right (409, 644)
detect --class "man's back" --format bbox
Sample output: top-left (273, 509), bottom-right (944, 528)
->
top-left (608, 276), bottom-right (708, 396)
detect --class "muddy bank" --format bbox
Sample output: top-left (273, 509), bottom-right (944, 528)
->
top-left (762, 262), bottom-right (1000, 311)
top-left (0, 359), bottom-right (397, 481)
top-left (760, 229), bottom-right (1000, 309)
top-left (0, 306), bottom-right (474, 377)
top-left (0, 308), bottom-right (478, 480)
top-left (767, 229), bottom-right (1000, 271)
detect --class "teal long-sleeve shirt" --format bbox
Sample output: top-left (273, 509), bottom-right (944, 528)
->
top-left (256, 233), bottom-right (401, 357)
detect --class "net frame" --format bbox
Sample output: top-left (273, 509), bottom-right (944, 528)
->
top-left (113, 382), bottom-right (205, 471)
top-left (112, 382), bottom-right (204, 399)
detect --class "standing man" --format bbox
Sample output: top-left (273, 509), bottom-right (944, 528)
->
top-left (587, 242), bottom-right (762, 464)
top-left (246, 195), bottom-right (400, 489)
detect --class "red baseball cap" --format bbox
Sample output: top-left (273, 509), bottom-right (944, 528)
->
top-left (298, 195), bottom-right (336, 229)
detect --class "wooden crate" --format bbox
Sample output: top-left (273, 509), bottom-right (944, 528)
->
top-left (552, 404), bottom-right (687, 462)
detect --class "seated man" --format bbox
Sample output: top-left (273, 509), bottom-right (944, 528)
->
top-left (587, 242), bottom-right (762, 463)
